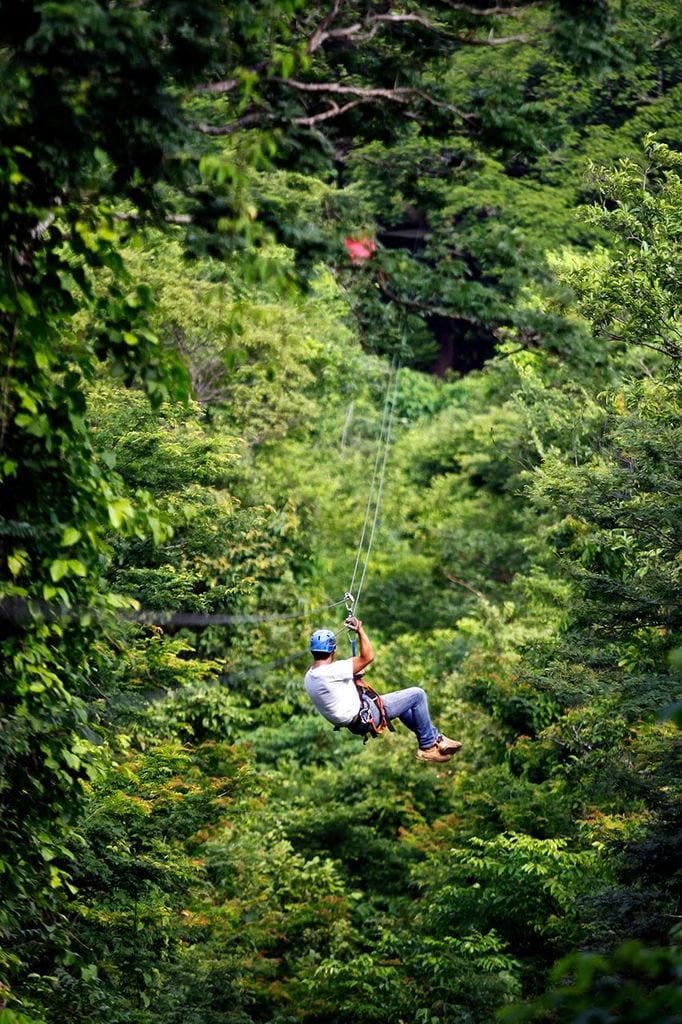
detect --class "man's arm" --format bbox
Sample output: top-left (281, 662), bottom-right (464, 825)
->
top-left (346, 615), bottom-right (374, 674)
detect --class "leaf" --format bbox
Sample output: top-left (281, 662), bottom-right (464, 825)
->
top-left (8, 552), bottom-right (26, 576)
top-left (57, 271), bottom-right (79, 295)
top-left (107, 498), bottom-right (135, 529)
top-left (62, 750), bottom-right (81, 770)
top-left (49, 559), bottom-right (70, 582)
top-left (16, 387), bottom-right (38, 413)
top-left (60, 527), bottom-right (82, 547)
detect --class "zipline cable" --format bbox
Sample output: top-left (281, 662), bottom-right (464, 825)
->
top-left (130, 597), bottom-right (349, 628)
top-left (349, 360), bottom-right (402, 619)
top-left (0, 596), bottom-right (349, 628)
top-left (347, 356), bottom-right (398, 602)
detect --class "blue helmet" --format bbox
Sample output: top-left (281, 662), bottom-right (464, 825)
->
top-left (310, 628), bottom-right (337, 654)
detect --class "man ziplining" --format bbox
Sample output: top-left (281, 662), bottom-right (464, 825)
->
top-left (304, 615), bottom-right (462, 763)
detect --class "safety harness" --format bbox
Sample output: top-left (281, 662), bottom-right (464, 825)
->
top-left (341, 677), bottom-right (395, 743)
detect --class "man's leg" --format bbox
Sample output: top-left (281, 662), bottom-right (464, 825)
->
top-left (380, 687), bottom-right (440, 750)
top-left (378, 686), bottom-right (462, 761)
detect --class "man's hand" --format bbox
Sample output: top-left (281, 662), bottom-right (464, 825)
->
top-left (347, 615), bottom-right (374, 671)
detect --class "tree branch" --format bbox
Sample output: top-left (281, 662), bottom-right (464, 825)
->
top-left (444, 572), bottom-right (489, 602)
top-left (293, 99), bottom-right (366, 127)
top-left (194, 77), bottom-right (238, 95)
top-left (307, 0), bottom-right (344, 53)
top-left (281, 78), bottom-right (475, 124)
top-left (306, 4), bottom-right (534, 54)
top-left (306, 5), bottom-right (532, 53)
top-left (274, 78), bottom-right (415, 102)
top-left (190, 80), bottom-right (458, 134)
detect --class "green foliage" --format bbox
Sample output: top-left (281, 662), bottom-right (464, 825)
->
top-left (413, 832), bottom-right (602, 962)
top-left (3, 3), bottom-right (682, 1022)
top-left (146, 683), bottom-right (254, 745)
top-left (532, 381), bottom-right (682, 641)
top-left (23, 737), bottom-right (258, 1024)
top-left (499, 935), bottom-right (682, 1023)
top-left (567, 137), bottom-right (682, 361)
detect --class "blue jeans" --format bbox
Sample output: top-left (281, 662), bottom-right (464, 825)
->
top-left (375, 686), bottom-right (440, 750)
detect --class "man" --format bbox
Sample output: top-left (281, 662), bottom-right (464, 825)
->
top-left (304, 615), bottom-right (462, 763)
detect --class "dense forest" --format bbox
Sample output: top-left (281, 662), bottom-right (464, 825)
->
top-left (1, 2), bottom-right (681, 1022)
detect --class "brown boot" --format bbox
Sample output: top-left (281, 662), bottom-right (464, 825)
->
top-left (416, 743), bottom-right (452, 763)
top-left (437, 735), bottom-right (462, 756)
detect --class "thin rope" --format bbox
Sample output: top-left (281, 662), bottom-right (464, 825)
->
top-left (352, 361), bottom-right (401, 617)
top-left (0, 596), bottom-right (349, 628)
top-left (347, 356), bottom-right (397, 601)
top-left (130, 597), bottom-right (348, 628)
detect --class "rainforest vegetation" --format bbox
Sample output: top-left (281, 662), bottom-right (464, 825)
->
top-left (1, 2), bottom-right (681, 1022)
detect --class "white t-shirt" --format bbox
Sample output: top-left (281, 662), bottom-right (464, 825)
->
top-left (304, 657), bottom-right (360, 726)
